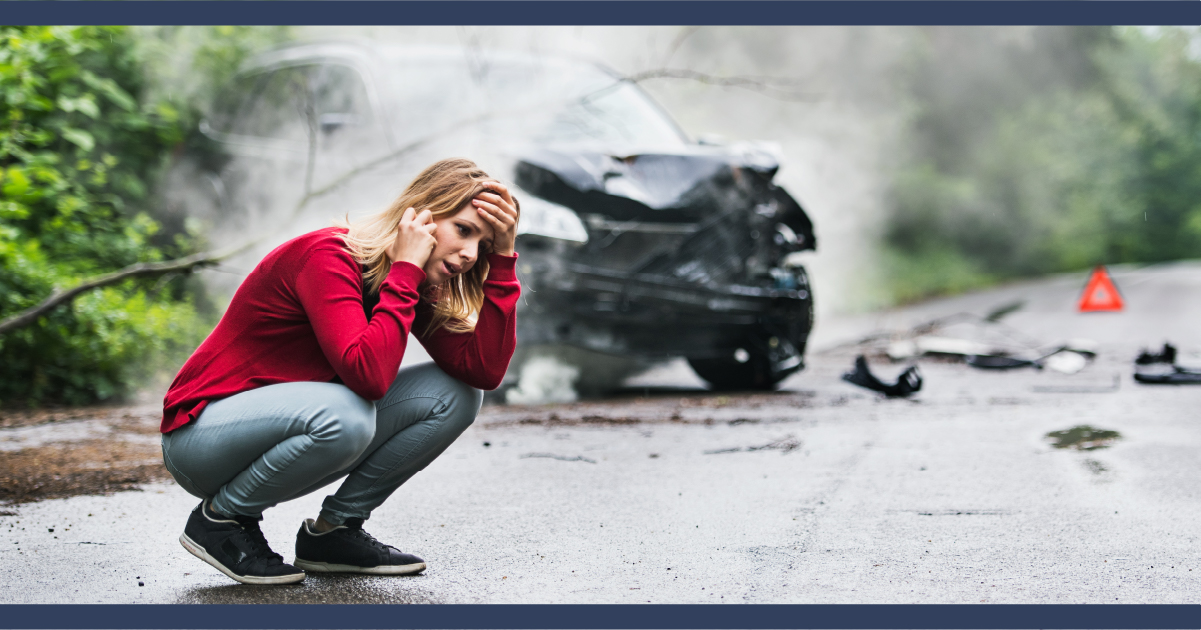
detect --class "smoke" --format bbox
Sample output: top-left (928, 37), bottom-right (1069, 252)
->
top-left (164, 26), bottom-right (1108, 400)
top-left (296, 25), bottom-right (916, 317)
top-left (167, 26), bottom-right (1110, 313)
top-left (150, 25), bottom-right (921, 402)
top-left (504, 356), bottom-right (580, 404)
top-left (152, 25), bottom-right (927, 316)
top-left (638, 26), bottom-right (915, 315)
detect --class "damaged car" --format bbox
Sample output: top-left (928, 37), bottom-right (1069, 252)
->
top-left (169, 43), bottom-right (816, 391)
top-left (514, 146), bottom-right (815, 390)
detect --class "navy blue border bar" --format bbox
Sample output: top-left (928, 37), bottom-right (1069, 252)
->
top-left (1, 604), bottom-right (1200, 629)
top-left (3, 5), bottom-right (1197, 630)
top-left (3, 1), bottom-right (1201, 26)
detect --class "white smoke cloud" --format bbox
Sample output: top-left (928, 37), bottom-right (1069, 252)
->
top-left (505, 356), bottom-right (580, 404)
top-left (295, 25), bottom-right (916, 316)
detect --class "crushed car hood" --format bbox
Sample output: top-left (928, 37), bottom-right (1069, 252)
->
top-left (515, 144), bottom-right (816, 251)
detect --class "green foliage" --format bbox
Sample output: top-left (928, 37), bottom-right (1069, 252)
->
top-left (885, 27), bottom-right (1201, 302)
top-left (1097, 28), bottom-right (1201, 262)
top-left (0, 26), bottom-right (288, 406)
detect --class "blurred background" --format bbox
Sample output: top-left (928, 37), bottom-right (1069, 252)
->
top-left (3, 25), bottom-right (1200, 408)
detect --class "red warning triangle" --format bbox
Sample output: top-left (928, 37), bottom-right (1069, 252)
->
top-left (1078, 266), bottom-right (1124, 312)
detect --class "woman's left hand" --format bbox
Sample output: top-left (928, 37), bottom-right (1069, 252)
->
top-left (472, 181), bottom-right (520, 257)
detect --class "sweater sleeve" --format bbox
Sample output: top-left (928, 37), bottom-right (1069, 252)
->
top-left (294, 247), bottom-right (427, 400)
top-left (415, 252), bottom-right (520, 391)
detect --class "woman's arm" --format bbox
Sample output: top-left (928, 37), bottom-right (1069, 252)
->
top-left (293, 208), bottom-right (437, 399)
top-left (294, 246), bottom-right (427, 400)
top-left (416, 252), bottom-right (520, 390)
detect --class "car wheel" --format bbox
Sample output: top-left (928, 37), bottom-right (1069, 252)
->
top-left (687, 354), bottom-right (778, 391)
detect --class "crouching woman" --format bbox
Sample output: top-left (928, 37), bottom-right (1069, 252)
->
top-left (159, 158), bottom-right (520, 584)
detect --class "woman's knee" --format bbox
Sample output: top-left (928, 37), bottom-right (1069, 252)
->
top-left (417, 365), bottom-right (482, 434)
top-left (309, 387), bottom-right (377, 455)
top-left (441, 383), bottom-right (483, 434)
top-left (381, 363), bottom-right (482, 436)
top-left (444, 388), bottom-right (480, 432)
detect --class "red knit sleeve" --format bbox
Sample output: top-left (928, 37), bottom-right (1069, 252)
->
top-left (415, 253), bottom-right (520, 390)
top-left (294, 246), bottom-right (427, 400)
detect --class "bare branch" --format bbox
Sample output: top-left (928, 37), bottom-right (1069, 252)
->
top-left (661, 26), bottom-right (702, 67)
top-left (624, 68), bottom-right (821, 103)
top-left (290, 111), bottom-right (498, 219)
top-left (0, 241), bottom-right (257, 336)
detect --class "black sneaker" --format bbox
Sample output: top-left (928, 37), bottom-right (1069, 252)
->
top-left (294, 518), bottom-right (426, 575)
top-left (179, 501), bottom-right (305, 585)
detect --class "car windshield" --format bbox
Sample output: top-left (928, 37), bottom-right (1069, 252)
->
top-left (377, 52), bottom-right (689, 149)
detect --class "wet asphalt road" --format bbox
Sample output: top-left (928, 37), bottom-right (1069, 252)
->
top-left (1, 262), bottom-right (1199, 604)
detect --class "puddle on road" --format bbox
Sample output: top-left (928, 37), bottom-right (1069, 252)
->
top-left (1045, 425), bottom-right (1122, 451)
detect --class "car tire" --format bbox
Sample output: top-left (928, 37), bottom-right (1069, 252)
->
top-left (687, 354), bottom-right (778, 391)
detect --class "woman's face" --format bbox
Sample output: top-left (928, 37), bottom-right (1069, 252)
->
top-left (422, 200), bottom-right (496, 286)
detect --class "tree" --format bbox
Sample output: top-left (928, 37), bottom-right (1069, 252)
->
top-left (883, 26), bottom-right (1201, 302)
top-left (0, 26), bottom-right (283, 406)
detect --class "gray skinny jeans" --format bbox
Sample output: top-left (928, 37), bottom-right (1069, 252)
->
top-left (160, 362), bottom-right (482, 525)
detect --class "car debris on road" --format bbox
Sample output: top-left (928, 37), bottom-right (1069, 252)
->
top-left (851, 304), bottom-right (1099, 376)
top-left (841, 355), bottom-right (922, 398)
top-left (965, 342), bottom-right (1096, 374)
top-left (1134, 342), bottom-right (1201, 384)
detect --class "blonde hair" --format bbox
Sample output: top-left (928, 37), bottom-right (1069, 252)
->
top-left (335, 158), bottom-right (496, 335)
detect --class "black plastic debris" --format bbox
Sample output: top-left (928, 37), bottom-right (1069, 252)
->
top-left (1136, 343), bottom-right (1177, 365)
top-left (1136, 371), bottom-right (1201, 384)
top-left (841, 355), bottom-right (922, 397)
top-left (966, 354), bottom-right (1041, 370)
top-left (965, 342), bottom-right (1096, 373)
top-left (967, 346), bottom-right (1066, 370)
top-left (1133, 342), bottom-right (1201, 384)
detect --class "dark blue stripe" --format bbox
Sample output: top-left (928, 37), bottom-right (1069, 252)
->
top-left (1, 604), bottom-right (1199, 629)
top-left (3, 1), bottom-right (1201, 26)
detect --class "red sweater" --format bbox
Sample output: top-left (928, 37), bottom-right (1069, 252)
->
top-left (161, 227), bottom-right (520, 433)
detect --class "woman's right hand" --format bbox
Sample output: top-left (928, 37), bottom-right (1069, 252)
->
top-left (386, 207), bottom-right (437, 268)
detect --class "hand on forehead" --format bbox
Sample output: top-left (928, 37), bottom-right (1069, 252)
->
top-left (469, 179), bottom-right (519, 255)
top-left (473, 184), bottom-right (504, 235)
top-left (470, 197), bottom-right (497, 241)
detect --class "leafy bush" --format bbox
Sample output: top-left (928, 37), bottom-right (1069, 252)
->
top-left (0, 26), bottom-right (287, 406)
